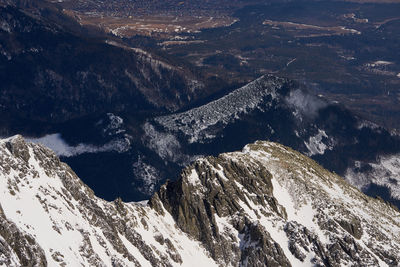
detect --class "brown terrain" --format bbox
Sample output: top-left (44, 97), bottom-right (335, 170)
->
top-left (64, 9), bottom-right (237, 38)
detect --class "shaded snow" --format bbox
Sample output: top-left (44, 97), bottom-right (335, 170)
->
top-left (101, 113), bottom-right (125, 136)
top-left (357, 120), bottom-right (380, 130)
top-left (345, 154), bottom-right (400, 199)
top-left (304, 129), bottom-right (333, 156)
top-left (142, 123), bottom-right (182, 162)
top-left (154, 75), bottom-right (283, 143)
top-left (132, 155), bottom-right (160, 195)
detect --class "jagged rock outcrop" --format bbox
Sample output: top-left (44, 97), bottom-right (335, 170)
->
top-left (0, 136), bottom-right (399, 266)
top-left (0, 136), bottom-right (216, 266)
top-left (151, 141), bottom-right (400, 266)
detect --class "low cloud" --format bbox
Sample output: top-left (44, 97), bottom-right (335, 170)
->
top-left (27, 133), bottom-right (130, 157)
top-left (285, 89), bottom-right (327, 119)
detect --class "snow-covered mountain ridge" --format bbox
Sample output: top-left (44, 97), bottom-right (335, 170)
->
top-left (1, 136), bottom-right (399, 266)
top-left (0, 136), bottom-right (214, 266)
top-left (155, 75), bottom-right (284, 143)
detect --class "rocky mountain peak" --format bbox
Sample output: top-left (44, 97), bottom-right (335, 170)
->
top-left (0, 136), bottom-right (399, 266)
top-left (151, 141), bottom-right (400, 266)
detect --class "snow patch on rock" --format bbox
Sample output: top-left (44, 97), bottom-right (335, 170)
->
top-left (187, 168), bottom-right (201, 186)
top-left (304, 129), bottom-right (333, 156)
top-left (132, 156), bottom-right (161, 195)
top-left (154, 75), bottom-right (283, 143)
top-left (102, 113), bottom-right (125, 136)
top-left (357, 120), bottom-right (380, 130)
top-left (345, 154), bottom-right (400, 200)
top-left (142, 122), bottom-right (200, 166)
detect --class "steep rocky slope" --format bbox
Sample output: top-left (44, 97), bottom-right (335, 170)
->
top-left (0, 0), bottom-right (203, 126)
top-left (151, 141), bottom-right (400, 266)
top-left (0, 136), bottom-right (215, 266)
top-left (1, 136), bottom-right (399, 266)
top-left (142, 75), bottom-right (400, 208)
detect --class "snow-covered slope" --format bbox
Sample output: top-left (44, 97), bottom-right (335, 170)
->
top-left (0, 136), bottom-right (216, 266)
top-left (153, 141), bottom-right (400, 266)
top-left (1, 136), bottom-right (399, 266)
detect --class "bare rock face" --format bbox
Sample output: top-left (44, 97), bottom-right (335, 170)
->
top-left (150, 155), bottom-right (290, 266)
top-left (0, 136), bottom-right (400, 266)
top-left (151, 141), bottom-right (400, 266)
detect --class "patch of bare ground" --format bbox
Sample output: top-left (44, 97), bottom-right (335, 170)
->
top-left (263, 20), bottom-right (361, 37)
top-left (63, 10), bottom-right (237, 38)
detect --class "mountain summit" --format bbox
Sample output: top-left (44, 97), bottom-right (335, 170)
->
top-left (0, 136), bottom-right (399, 266)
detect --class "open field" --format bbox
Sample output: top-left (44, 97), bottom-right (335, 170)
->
top-left (64, 10), bottom-right (237, 38)
top-left (262, 19), bottom-right (361, 37)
